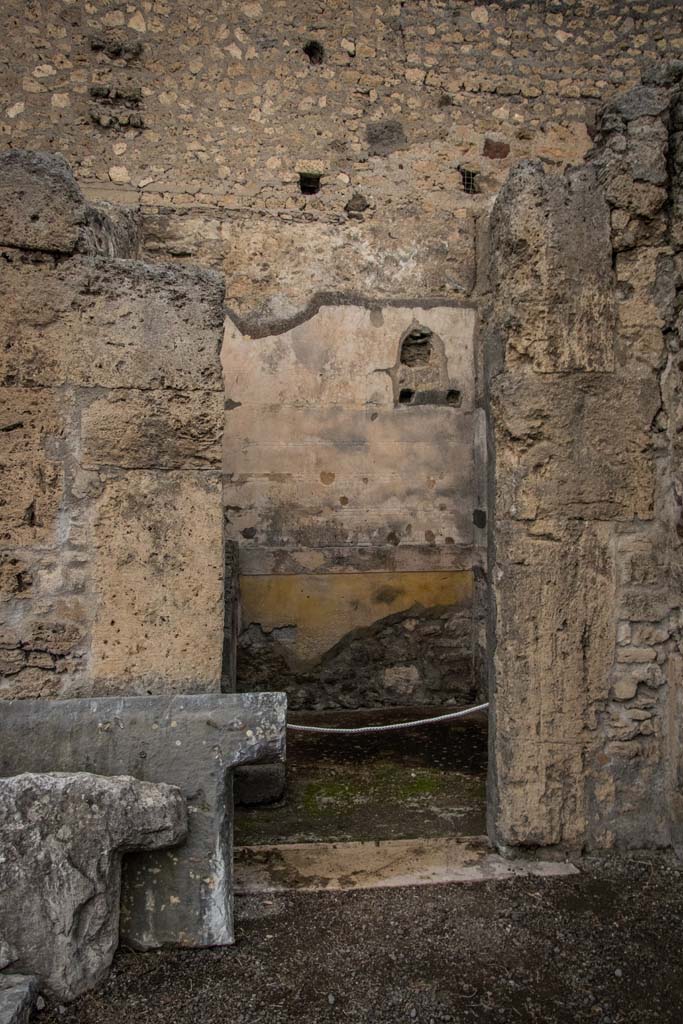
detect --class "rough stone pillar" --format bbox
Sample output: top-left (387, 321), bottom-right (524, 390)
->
top-left (485, 71), bottom-right (683, 852)
top-left (0, 151), bottom-right (226, 697)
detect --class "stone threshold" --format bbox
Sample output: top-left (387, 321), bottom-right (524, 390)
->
top-left (234, 836), bottom-right (579, 893)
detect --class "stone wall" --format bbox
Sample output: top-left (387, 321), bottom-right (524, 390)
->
top-left (223, 301), bottom-right (481, 708)
top-left (2, 2), bottom-right (683, 326)
top-left (485, 68), bottom-right (683, 852)
top-left (0, 151), bottom-right (226, 698)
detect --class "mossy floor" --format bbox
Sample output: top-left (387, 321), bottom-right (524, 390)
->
top-left (234, 706), bottom-right (488, 846)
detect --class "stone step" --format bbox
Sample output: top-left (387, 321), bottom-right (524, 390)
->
top-left (234, 836), bottom-right (579, 893)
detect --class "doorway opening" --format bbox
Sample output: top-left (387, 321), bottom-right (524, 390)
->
top-left (221, 301), bottom-right (489, 869)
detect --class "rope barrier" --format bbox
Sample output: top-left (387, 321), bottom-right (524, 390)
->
top-left (286, 701), bottom-right (489, 735)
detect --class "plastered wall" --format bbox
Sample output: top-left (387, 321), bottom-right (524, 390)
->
top-left (222, 303), bottom-right (483, 708)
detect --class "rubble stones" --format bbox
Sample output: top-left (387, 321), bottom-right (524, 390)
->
top-left (1, 2), bottom-right (682, 317)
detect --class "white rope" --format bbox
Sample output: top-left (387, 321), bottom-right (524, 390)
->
top-left (286, 702), bottom-right (489, 735)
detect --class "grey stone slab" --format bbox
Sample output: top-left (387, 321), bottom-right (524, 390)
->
top-left (0, 975), bottom-right (38, 1024)
top-left (0, 693), bottom-right (286, 950)
top-left (0, 150), bottom-right (86, 253)
top-left (0, 773), bottom-right (186, 1001)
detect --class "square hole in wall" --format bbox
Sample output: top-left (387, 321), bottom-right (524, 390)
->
top-left (299, 172), bottom-right (321, 195)
top-left (460, 168), bottom-right (479, 195)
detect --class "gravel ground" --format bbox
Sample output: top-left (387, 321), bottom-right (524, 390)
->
top-left (42, 854), bottom-right (683, 1024)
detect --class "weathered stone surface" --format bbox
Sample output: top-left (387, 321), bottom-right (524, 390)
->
top-left (488, 161), bottom-right (616, 373)
top-left (366, 119), bottom-right (408, 157)
top-left (0, 250), bottom-right (224, 391)
top-left (223, 302), bottom-right (479, 707)
top-left (0, 387), bottom-right (64, 548)
top-left (491, 374), bottom-right (658, 521)
top-left (0, 154), bottom-right (226, 699)
top-left (0, 772), bottom-right (186, 1000)
top-left (1, 0), bottom-right (677, 326)
top-left (486, 80), bottom-right (683, 854)
top-left (0, 151), bottom-right (140, 259)
top-left (0, 975), bottom-right (38, 1024)
top-left (0, 693), bottom-right (286, 950)
top-left (80, 390), bottom-right (223, 470)
top-left (606, 85), bottom-right (671, 123)
top-left (88, 471), bottom-right (223, 692)
top-left (488, 521), bottom-right (615, 847)
top-left (0, 942), bottom-right (18, 972)
top-left (0, 151), bottom-right (86, 254)
top-left (0, 616), bottom-right (89, 699)
top-left (144, 209), bottom-right (478, 318)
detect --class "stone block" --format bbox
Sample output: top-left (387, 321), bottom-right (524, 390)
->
top-left (0, 975), bottom-right (38, 1024)
top-left (488, 161), bottom-right (616, 373)
top-left (605, 84), bottom-right (671, 123)
top-left (0, 693), bottom-right (287, 950)
top-left (0, 250), bottom-right (224, 391)
top-left (0, 151), bottom-right (140, 259)
top-left (491, 373), bottom-right (658, 521)
top-left (0, 388), bottom-right (65, 548)
top-left (0, 151), bottom-right (86, 254)
top-left (88, 471), bottom-right (224, 692)
top-left (0, 772), bottom-right (186, 1000)
top-left (80, 389), bottom-right (224, 470)
top-left (488, 520), bottom-right (615, 848)
top-left (625, 118), bottom-right (669, 186)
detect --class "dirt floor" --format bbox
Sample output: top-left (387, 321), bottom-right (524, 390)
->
top-left (43, 855), bottom-right (683, 1024)
top-left (235, 708), bottom-right (488, 846)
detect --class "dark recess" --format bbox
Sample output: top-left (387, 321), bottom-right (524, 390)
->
top-left (400, 327), bottom-right (433, 367)
top-left (299, 172), bottom-right (321, 195)
top-left (303, 39), bottom-right (324, 64)
top-left (460, 168), bottom-right (479, 194)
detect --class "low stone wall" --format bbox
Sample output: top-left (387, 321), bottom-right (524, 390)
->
top-left (0, 151), bottom-right (226, 698)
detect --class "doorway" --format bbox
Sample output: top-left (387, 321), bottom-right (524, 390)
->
top-left (221, 300), bottom-right (489, 867)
